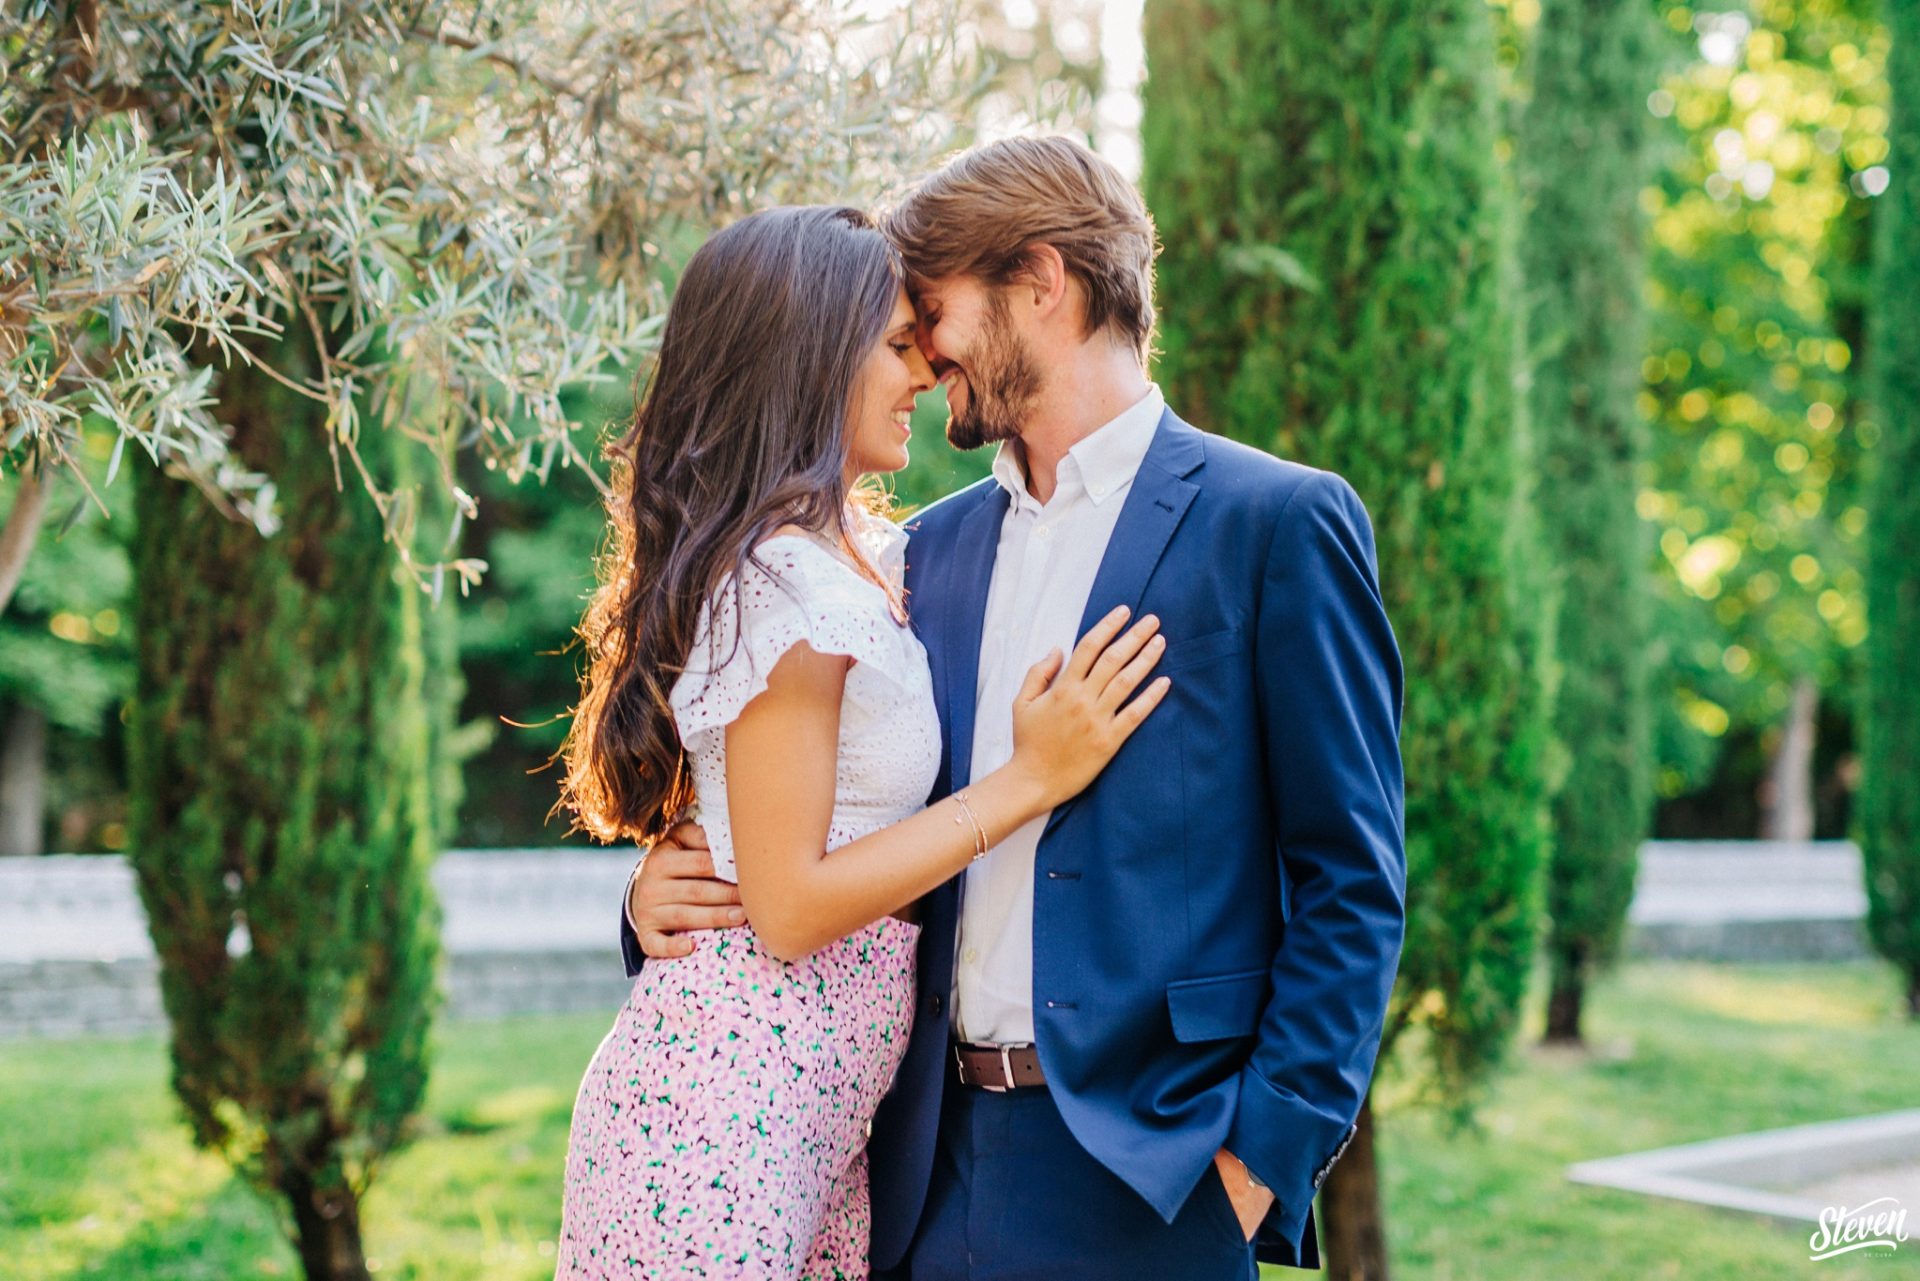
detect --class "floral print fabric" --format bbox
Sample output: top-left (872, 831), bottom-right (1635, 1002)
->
top-left (558, 515), bottom-right (942, 1278)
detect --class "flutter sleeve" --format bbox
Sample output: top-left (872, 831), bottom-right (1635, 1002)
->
top-left (669, 537), bottom-right (915, 756)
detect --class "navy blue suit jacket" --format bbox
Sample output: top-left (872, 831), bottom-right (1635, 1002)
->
top-left (621, 406), bottom-right (1406, 1272)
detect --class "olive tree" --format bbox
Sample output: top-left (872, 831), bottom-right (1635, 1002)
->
top-left (3, 3), bottom-right (964, 1277)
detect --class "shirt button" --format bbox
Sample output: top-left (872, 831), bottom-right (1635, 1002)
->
top-left (964, 948), bottom-right (979, 965)
top-left (1036, 525), bottom-right (1051, 540)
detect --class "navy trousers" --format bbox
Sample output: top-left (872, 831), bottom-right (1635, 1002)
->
top-left (875, 1082), bottom-right (1260, 1281)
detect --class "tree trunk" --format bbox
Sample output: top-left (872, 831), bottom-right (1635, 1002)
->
top-left (0, 463), bottom-right (52, 619)
top-left (1542, 942), bottom-right (1587, 1045)
top-left (284, 1170), bottom-right (370, 1281)
top-left (1761, 675), bottom-right (1818, 842)
top-left (1907, 968), bottom-right (1919, 1021)
top-left (0, 700), bottom-right (47, 856)
top-left (1320, 1091), bottom-right (1389, 1281)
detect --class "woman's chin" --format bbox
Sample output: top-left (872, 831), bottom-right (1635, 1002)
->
top-left (854, 449), bottom-right (911, 479)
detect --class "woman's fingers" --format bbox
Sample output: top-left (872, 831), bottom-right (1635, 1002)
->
top-left (1114, 676), bottom-right (1173, 736)
top-left (1065, 605), bottom-right (1133, 681)
top-left (1089, 615), bottom-right (1162, 692)
top-left (1018, 648), bottom-right (1066, 703)
top-left (1100, 630), bottom-right (1167, 711)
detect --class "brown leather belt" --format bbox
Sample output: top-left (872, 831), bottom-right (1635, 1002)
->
top-left (953, 1041), bottom-right (1047, 1091)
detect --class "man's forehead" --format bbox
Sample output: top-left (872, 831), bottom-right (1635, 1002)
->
top-left (909, 274), bottom-right (974, 308)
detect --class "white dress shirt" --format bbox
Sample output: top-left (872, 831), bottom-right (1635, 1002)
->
top-left (952, 383), bottom-right (1166, 1045)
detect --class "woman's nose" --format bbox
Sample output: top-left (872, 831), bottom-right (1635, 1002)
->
top-left (907, 343), bottom-right (936, 391)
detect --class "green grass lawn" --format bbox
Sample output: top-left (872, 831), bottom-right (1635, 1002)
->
top-left (2, 960), bottom-right (1915, 1279)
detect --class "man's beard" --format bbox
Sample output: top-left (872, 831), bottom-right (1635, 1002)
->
top-left (946, 290), bottom-right (1042, 452)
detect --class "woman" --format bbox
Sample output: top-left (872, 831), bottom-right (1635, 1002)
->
top-left (552, 206), bottom-right (1171, 1279)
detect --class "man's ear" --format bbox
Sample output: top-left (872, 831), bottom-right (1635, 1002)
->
top-left (1016, 243), bottom-right (1072, 318)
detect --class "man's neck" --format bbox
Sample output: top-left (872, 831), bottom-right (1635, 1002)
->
top-left (1015, 343), bottom-right (1151, 504)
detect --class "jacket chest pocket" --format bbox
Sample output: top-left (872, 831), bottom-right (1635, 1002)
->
top-left (1157, 624), bottom-right (1248, 674)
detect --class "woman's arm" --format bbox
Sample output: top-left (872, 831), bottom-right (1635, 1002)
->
top-left (728, 605), bottom-right (1167, 962)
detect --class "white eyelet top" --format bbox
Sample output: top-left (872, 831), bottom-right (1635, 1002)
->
top-left (669, 508), bottom-right (943, 883)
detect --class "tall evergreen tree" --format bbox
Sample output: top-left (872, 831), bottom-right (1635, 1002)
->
top-left (1862, 0), bottom-right (1920, 1018)
top-left (128, 332), bottom-right (439, 1281)
top-left (1142, 0), bottom-right (1551, 1274)
top-left (1517, 0), bottom-right (1660, 1044)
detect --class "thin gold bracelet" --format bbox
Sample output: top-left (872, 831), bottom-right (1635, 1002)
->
top-left (951, 789), bottom-right (990, 861)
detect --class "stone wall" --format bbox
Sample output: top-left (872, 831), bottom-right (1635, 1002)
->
top-left (0, 848), bottom-right (641, 1041)
top-left (0, 840), bottom-right (1877, 1040)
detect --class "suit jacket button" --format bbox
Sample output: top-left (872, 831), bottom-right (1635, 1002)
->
top-left (928, 994), bottom-right (944, 1016)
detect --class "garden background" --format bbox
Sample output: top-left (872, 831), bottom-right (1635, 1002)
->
top-left (1, 0), bottom-right (1915, 1278)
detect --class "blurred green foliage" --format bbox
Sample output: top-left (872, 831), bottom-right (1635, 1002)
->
top-left (1142, 0), bottom-right (1551, 1115)
top-left (1859, 0), bottom-right (1920, 1013)
top-left (1638, 0), bottom-right (1887, 810)
top-left (1516, 0), bottom-right (1665, 1039)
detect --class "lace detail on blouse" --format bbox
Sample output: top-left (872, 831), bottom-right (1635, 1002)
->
top-left (668, 517), bottom-right (941, 883)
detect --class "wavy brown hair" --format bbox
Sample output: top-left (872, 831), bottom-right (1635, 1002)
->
top-left (556, 206), bottom-right (905, 845)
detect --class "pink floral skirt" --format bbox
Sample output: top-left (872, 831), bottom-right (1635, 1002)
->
top-left (556, 915), bottom-right (919, 1279)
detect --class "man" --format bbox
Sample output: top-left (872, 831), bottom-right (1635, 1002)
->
top-left (622, 135), bottom-right (1406, 1279)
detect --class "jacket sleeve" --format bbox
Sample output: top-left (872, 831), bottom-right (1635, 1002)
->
top-left (1225, 469), bottom-right (1407, 1243)
top-left (618, 854), bottom-right (646, 978)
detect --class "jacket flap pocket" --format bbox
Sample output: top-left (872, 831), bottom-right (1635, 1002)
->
top-left (1166, 968), bottom-right (1269, 1043)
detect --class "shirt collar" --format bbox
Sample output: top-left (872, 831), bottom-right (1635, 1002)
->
top-left (989, 383), bottom-right (1166, 512)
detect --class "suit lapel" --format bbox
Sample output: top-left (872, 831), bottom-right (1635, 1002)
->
top-left (944, 484), bottom-right (1011, 793)
top-left (1042, 408), bottom-right (1205, 837)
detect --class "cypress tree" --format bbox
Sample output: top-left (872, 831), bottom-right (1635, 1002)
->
top-left (1517, 0), bottom-right (1660, 1044)
top-left (1863, 0), bottom-right (1920, 1019)
top-left (127, 330), bottom-right (439, 1281)
top-left (1142, 0), bottom-right (1551, 1271)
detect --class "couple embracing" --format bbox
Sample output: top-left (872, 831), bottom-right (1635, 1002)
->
top-left (552, 136), bottom-right (1407, 1280)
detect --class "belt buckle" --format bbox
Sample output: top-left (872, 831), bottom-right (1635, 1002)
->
top-left (993, 1043), bottom-right (1017, 1093)
top-left (954, 1042), bottom-right (1016, 1092)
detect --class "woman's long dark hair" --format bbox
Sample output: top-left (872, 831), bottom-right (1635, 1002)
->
top-left (557, 205), bottom-right (905, 845)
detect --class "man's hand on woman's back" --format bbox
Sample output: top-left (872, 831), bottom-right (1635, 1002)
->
top-left (628, 822), bottom-right (746, 958)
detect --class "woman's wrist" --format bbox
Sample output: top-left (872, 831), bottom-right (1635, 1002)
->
top-left (975, 761), bottom-right (1054, 831)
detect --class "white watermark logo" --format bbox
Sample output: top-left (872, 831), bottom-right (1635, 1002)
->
top-left (1809, 1196), bottom-right (1909, 1261)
